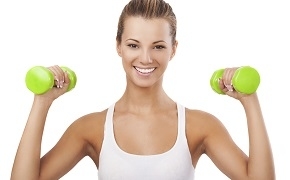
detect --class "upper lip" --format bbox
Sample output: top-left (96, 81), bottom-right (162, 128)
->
top-left (134, 66), bottom-right (156, 69)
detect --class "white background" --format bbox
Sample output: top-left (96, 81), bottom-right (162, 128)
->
top-left (1, 0), bottom-right (289, 179)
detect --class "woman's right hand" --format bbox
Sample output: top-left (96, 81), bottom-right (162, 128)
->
top-left (11, 65), bottom-right (77, 180)
top-left (35, 65), bottom-right (71, 102)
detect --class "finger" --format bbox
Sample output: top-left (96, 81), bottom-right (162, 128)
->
top-left (54, 66), bottom-right (65, 88)
top-left (218, 77), bottom-right (226, 90)
top-left (222, 68), bottom-right (235, 91)
top-left (63, 70), bottom-right (70, 87)
top-left (47, 66), bottom-right (59, 88)
top-left (222, 68), bottom-right (231, 85)
top-left (48, 65), bottom-right (65, 88)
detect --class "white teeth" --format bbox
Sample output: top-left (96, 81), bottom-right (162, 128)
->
top-left (135, 67), bottom-right (156, 74)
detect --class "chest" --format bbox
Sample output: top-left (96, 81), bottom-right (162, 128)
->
top-left (88, 109), bottom-right (205, 168)
top-left (113, 112), bottom-right (178, 155)
top-left (97, 112), bottom-right (196, 180)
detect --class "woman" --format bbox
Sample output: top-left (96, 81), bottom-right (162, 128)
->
top-left (11, 0), bottom-right (275, 179)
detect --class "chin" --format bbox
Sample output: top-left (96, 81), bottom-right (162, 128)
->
top-left (133, 77), bottom-right (162, 89)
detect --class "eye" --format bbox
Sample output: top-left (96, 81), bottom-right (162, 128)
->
top-left (154, 45), bottom-right (165, 50)
top-left (128, 44), bottom-right (138, 49)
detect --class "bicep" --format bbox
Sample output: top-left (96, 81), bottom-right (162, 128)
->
top-left (204, 118), bottom-right (248, 179)
top-left (39, 120), bottom-right (88, 180)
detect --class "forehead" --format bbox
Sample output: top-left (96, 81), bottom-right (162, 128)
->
top-left (122, 16), bottom-right (171, 42)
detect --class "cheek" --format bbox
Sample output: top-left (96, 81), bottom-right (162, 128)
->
top-left (153, 51), bottom-right (171, 62)
top-left (121, 49), bottom-right (138, 62)
top-left (122, 52), bottom-right (133, 62)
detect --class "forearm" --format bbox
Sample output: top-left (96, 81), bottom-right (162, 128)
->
top-left (11, 97), bottom-right (53, 180)
top-left (240, 93), bottom-right (275, 179)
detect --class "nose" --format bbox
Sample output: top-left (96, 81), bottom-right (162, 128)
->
top-left (139, 49), bottom-right (153, 64)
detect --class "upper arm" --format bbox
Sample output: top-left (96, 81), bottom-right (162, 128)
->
top-left (202, 113), bottom-right (249, 179)
top-left (39, 117), bottom-right (90, 180)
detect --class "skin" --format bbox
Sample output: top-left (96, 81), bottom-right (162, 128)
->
top-left (11, 17), bottom-right (275, 180)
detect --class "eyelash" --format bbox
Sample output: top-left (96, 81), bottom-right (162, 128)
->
top-left (154, 45), bottom-right (165, 50)
top-left (128, 44), bottom-right (138, 48)
top-left (127, 44), bottom-right (165, 50)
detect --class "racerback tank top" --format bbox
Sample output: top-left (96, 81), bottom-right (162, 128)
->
top-left (98, 103), bottom-right (195, 180)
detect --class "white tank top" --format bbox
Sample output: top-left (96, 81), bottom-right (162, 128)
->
top-left (98, 103), bottom-right (195, 180)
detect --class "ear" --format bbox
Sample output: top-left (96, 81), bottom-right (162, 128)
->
top-left (170, 40), bottom-right (178, 60)
top-left (116, 40), bottom-right (121, 57)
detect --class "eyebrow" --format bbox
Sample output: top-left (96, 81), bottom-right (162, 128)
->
top-left (125, 38), bottom-right (167, 44)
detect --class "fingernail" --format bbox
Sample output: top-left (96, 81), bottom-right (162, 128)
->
top-left (54, 77), bottom-right (59, 88)
top-left (226, 85), bottom-right (233, 91)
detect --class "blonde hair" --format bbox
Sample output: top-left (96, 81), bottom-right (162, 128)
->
top-left (116, 0), bottom-right (177, 44)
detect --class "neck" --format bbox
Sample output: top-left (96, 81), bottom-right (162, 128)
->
top-left (117, 81), bottom-right (174, 113)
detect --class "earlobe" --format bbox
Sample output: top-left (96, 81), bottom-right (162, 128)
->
top-left (170, 40), bottom-right (178, 59)
top-left (116, 41), bottom-right (121, 57)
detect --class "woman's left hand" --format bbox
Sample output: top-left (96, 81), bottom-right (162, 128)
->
top-left (218, 67), bottom-right (254, 100)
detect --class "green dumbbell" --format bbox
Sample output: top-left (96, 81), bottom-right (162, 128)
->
top-left (210, 66), bottom-right (260, 94)
top-left (25, 66), bottom-right (77, 94)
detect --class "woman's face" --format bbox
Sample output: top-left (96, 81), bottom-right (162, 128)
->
top-left (117, 16), bottom-right (177, 88)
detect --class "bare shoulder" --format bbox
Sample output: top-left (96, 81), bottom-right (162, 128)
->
top-left (185, 108), bottom-right (225, 134)
top-left (38, 108), bottom-right (109, 178)
top-left (70, 109), bottom-right (108, 143)
top-left (72, 109), bottom-right (107, 132)
top-left (67, 108), bottom-right (108, 164)
top-left (185, 108), bottom-right (229, 154)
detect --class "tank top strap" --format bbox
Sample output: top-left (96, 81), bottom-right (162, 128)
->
top-left (176, 103), bottom-right (186, 143)
top-left (104, 103), bottom-right (115, 139)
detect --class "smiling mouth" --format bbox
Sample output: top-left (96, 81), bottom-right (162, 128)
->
top-left (134, 66), bottom-right (156, 74)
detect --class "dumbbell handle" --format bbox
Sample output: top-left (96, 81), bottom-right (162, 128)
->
top-left (210, 66), bottom-right (260, 94)
top-left (25, 66), bottom-right (77, 94)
